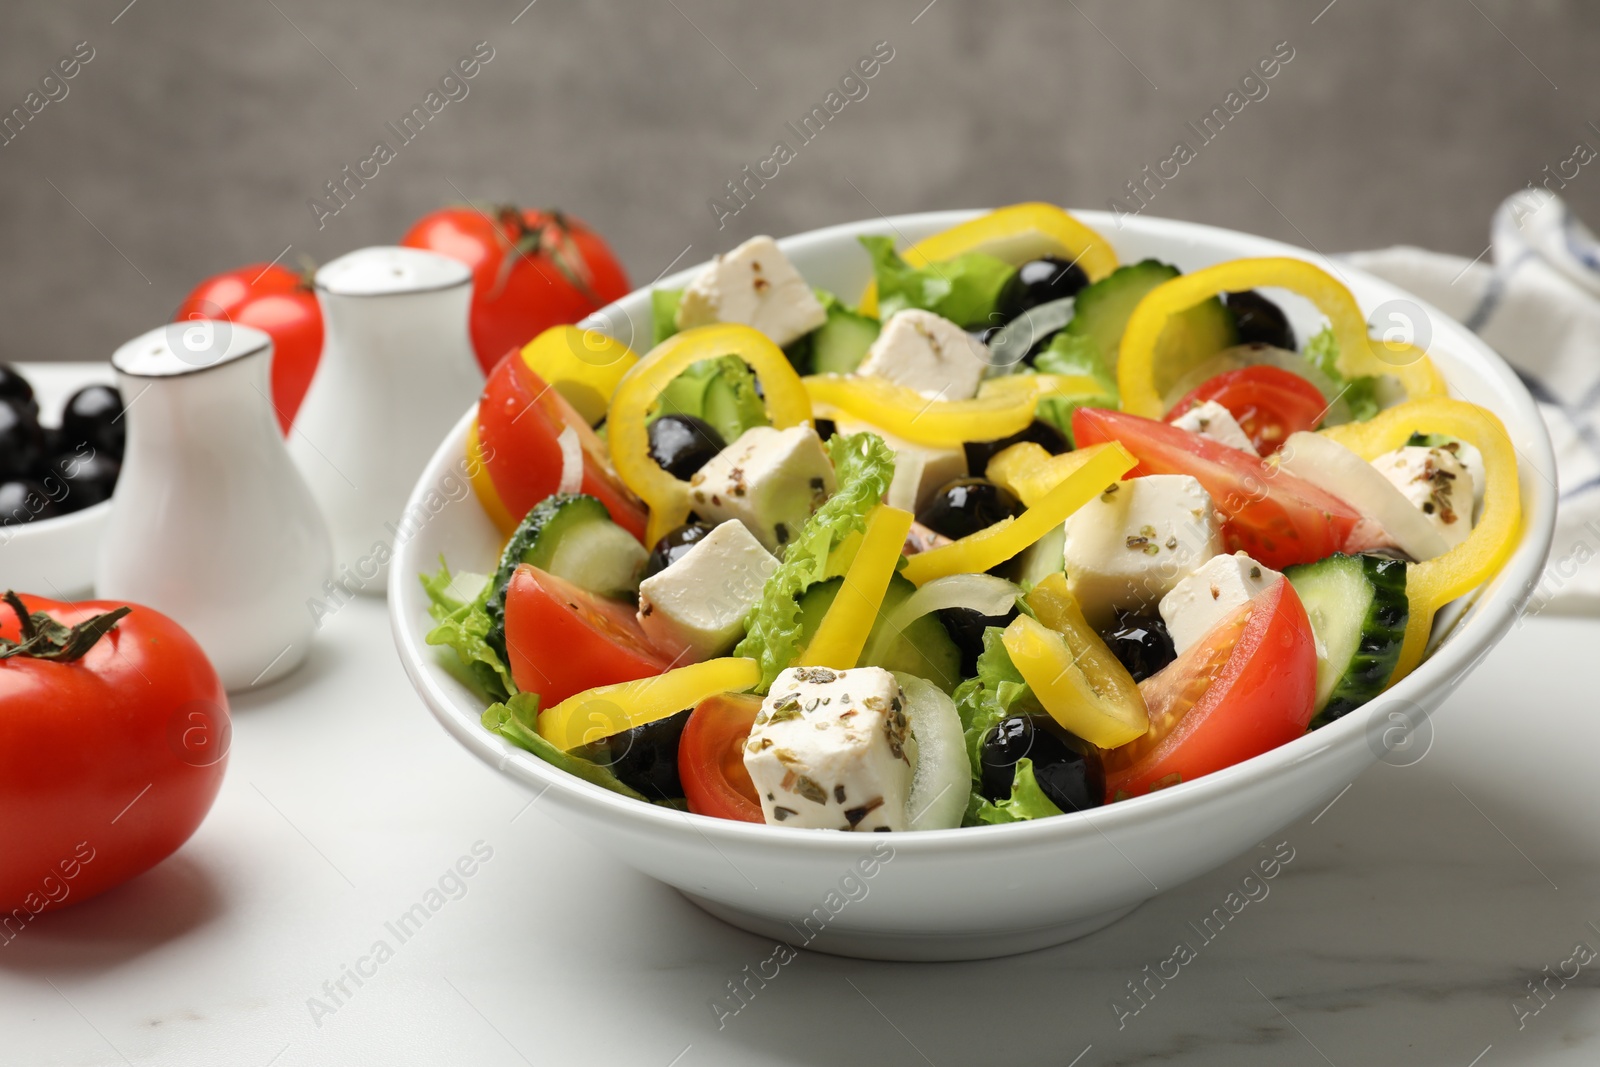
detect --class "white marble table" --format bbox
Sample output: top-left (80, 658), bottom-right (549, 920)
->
top-left (3, 596), bottom-right (1596, 1067)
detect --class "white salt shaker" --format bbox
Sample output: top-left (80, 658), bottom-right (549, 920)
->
top-left (97, 321), bottom-right (333, 691)
top-left (288, 246), bottom-right (481, 597)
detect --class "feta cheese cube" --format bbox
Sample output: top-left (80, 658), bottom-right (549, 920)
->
top-left (636, 520), bottom-right (778, 662)
top-left (743, 666), bottom-right (917, 832)
top-left (856, 309), bottom-right (988, 401)
top-left (675, 236), bottom-right (827, 348)
top-left (688, 425), bottom-right (836, 553)
top-left (834, 416), bottom-right (966, 514)
top-left (1062, 474), bottom-right (1223, 626)
top-left (1373, 445), bottom-right (1474, 550)
top-left (1158, 551), bottom-right (1283, 654)
top-left (1170, 400), bottom-right (1257, 455)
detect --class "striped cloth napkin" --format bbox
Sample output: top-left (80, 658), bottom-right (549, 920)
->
top-left (1344, 190), bottom-right (1600, 614)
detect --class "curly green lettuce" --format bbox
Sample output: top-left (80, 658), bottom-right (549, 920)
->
top-left (420, 561), bottom-right (514, 703)
top-left (481, 692), bottom-right (646, 800)
top-left (733, 431), bottom-right (896, 692)
top-left (1304, 325), bottom-right (1381, 423)
top-left (858, 235), bottom-right (1015, 329)
top-left (1030, 333), bottom-right (1120, 446)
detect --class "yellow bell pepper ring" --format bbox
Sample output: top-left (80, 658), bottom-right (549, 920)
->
top-left (903, 442), bottom-right (1136, 585)
top-left (858, 203), bottom-right (1120, 317)
top-left (608, 325), bottom-right (815, 546)
top-left (1117, 257), bottom-right (1448, 418)
top-left (538, 657), bottom-right (762, 752)
top-left (465, 415), bottom-right (518, 536)
top-left (800, 505), bottom-right (915, 670)
top-left (520, 325), bottom-right (639, 426)
top-left (801, 374), bottom-right (1101, 451)
top-left (985, 441), bottom-right (1119, 509)
top-left (1319, 397), bottom-right (1522, 683)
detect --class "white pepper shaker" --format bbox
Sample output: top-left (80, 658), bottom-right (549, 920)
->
top-left (288, 246), bottom-right (481, 597)
top-left (97, 321), bottom-right (332, 691)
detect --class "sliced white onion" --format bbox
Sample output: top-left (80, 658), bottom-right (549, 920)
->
top-left (983, 296), bottom-right (1077, 377)
top-left (864, 573), bottom-right (1020, 668)
top-left (894, 673), bottom-right (971, 831)
top-left (1276, 431), bottom-right (1448, 561)
top-left (556, 426), bottom-right (584, 495)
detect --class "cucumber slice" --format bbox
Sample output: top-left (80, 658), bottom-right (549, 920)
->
top-left (1285, 553), bottom-right (1408, 723)
top-left (797, 573), bottom-right (963, 691)
top-left (1064, 259), bottom-right (1236, 386)
top-left (1014, 525), bottom-right (1066, 589)
top-left (810, 302), bottom-right (881, 375)
top-left (893, 672), bottom-right (971, 830)
top-left (484, 494), bottom-right (647, 661)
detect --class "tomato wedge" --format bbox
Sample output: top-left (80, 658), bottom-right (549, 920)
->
top-left (478, 356), bottom-right (648, 540)
top-left (1072, 407), bottom-right (1371, 570)
top-left (503, 564), bottom-right (669, 705)
top-left (679, 693), bottom-right (764, 823)
top-left (1104, 578), bottom-right (1316, 800)
top-left (1166, 366), bottom-right (1327, 456)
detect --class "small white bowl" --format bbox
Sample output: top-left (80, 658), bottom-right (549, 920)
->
top-left (0, 362), bottom-right (117, 598)
top-left (389, 210), bottom-right (1557, 961)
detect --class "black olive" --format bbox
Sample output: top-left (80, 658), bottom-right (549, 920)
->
top-left (937, 608), bottom-right (1018, 678)
top-left (979, 715), bottom-right (1103, 812)
top-left (578, 708), bottom-right (692, 801)
top-left (997, 257), bottom-right (1090, 320)
top-left (1224, 290), bottom-right (1296, 351)
top-left (964, 419), bottom-right (1070, 477)
top-left (0, 364), bottom-right (37, 413)
top-left (49, 450), bottom-right (120, 511)
top-left (0, 479), bottom-right (62, 525)
top-left (60, 384), bottom-right (126, 460)
top-left (1101, 611), bottom-right (1176, 683)
top-left (0, 400), bottom-right (47, 482)
top-left (916, 478), bottom-right (1022, 542)
top-left (648, 414), bottom-right (725, 481)
top-left (814, 418), bottom-right (837, 442)
top-left (643, 521), bottom-right (716, 580)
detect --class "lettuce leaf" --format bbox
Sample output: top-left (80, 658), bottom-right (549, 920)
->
top-left (1030, 333), bottom-right (1121, 446)
top-left (859, 235), bottom-right (1015, 329)
top-left (967, 759), bottom-right (1067, 824)
top-left (651, 288), bottom-right (683, 345)
top-left (1303, 326), bottom-right (1381, 423)
top-left (733, 431), bottom-right (896, 691)
top-left (481, 692), bottom-right (646, 800)
top-left (420, 559), bottom-right (515, 703)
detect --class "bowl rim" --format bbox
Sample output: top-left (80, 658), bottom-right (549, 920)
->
top-left (0, 496), bottom-right (112, 544)
top-left (390, 207), bottom-right (1558, 856)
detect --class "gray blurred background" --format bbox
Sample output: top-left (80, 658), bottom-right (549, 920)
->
top-left (1, 0), bottom-right (1596, 364)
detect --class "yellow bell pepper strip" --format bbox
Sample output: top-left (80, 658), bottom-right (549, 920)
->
top-left (1318, 397), bottom-right (1522, 682)
top-left (903, 442), bottom-right (1136, 585)
top-left (608, 325), bottom-right (814, 546)
top-left (985, 441), bottom-right (1117, 508)
top-left (466, 416), bottom-right (519, 536)
top-left (859, 203), bottom-right (1120, 317)
top-left (800, 505), bottom-right (915, 670)
top-left (538, 656), bottom-right (761, 751)
top-left (520, 325), bottom-right (639, 426)
top-left (1003, 574), bottom-right (1149, 748)
top-left (802, 374), bottom-right (1035, 449)
top-left (1117, 257), bottom-right (1449, 418)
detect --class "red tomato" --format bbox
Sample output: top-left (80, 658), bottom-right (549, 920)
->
top-left (175, 264), bottom-right (322, 434)
top-left (1167, 366), bottom-right (1327, 455)
top-left (0, 594), bottom-right (228, 918)
top-left (503, 565), bottom-right (669, 705)
top-left (1072, 407), bottom-right (1372, 570)
top-left (402, 206), bottom-right (630, 376)
top-left (1104, 578), bottom-right (1316, 800)
top-left (477, 356), bottom-right (648, 540)
top-left (679, 693), bottom-right (764, 823)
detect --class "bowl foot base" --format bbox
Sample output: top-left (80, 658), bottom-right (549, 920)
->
top-left (681, 892), bottom-right (1144, 961)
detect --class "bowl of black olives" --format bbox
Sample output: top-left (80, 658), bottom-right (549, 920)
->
top-left (0, 363), bottom-right (125, 595)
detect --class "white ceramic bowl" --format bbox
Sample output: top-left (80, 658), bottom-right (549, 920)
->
top-left (390, 210), bottom-right (1557, 961)
top-left (0, 362), bottom-right (117, 598)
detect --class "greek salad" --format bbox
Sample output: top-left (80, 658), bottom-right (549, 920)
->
top-left (422, 203), bottom-right (1520, 832)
